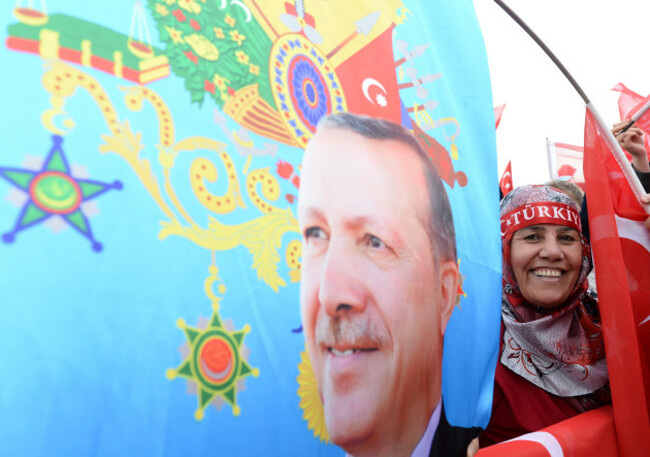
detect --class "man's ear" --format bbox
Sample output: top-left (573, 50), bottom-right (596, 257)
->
top-left (438, 259), bottom-right (458, 337)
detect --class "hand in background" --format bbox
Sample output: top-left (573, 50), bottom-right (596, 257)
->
top-left (467, 437), bottom-right (479, 457)
top-left (613, 120), bottom-right (650, 173)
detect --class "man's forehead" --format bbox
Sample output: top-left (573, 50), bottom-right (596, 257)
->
top-left (305, 128), bottom-right (423, 178)
top-left (308, 126), bottom-right (399, 154)
top-left (299, 205), bottom-right (402, 229)
top-left (303, 127), bottom-right (360, 163)
top-left (302, 125), bottom-right (431, 211)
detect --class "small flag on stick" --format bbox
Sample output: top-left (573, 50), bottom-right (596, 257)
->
top-left (498, 160), bottom-right (513, 196)
top-left (546, 139), bottom-right (584, 189)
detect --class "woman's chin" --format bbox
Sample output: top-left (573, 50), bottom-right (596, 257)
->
top-left (522, 273), bottom-right (576, 308)
top-left (523, 290), bottom-right (571, 309)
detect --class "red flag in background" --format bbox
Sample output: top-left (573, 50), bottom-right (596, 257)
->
top-left (494, 104), bottom-right (506, 130)
top-left (499, 160), bottom-right (513, 195)
top-left (584, 108), bottom-right (650, 457)
top-left (613, 83), bottom-right (650, 160)
top-left (613, 82), bottom-right (645, 118)
top-left (547, 140), bottom-right (585, 189)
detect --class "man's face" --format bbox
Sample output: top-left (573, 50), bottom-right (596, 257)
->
top-left (298, 127), bottom-right (457, 455)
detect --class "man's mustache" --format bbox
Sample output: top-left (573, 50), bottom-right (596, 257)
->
top-left (315, 315), bottom-right (389, 349)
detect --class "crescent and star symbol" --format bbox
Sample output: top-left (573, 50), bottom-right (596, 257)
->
top-left (362, 77), bottom-right (388, 107)
top-left (502, 171), bottom-right (512, 189)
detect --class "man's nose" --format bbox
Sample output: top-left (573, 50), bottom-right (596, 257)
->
top-left (317, 239), bottom-right (367, 317)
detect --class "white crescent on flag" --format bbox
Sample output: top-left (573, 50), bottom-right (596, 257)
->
top-left (508, 431), bottom-right (564, 457)
top-left (361, 77), bottom-right (388, 106)
top-left (502, 171), bottom-right (512, 189)
top-left (615, 215), bottom-right (650, 252)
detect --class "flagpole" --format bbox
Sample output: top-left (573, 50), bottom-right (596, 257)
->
top-left (545, 137), bottom-right (557, 179)
top-left (492, 0), bottom-right (589, 104)
top-left (493, 0), bottom-right (650, 214)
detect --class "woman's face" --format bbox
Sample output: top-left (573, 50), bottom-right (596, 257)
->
top-left (510, 224), bottom-right (583, 308)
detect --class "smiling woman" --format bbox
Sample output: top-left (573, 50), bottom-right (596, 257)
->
top-left (510, 224), bottom-right (583, 308)
top-left (481, 185), bottom-right (611, 446)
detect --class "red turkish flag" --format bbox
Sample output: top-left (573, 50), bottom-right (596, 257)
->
top-left (548, 141), bottom-right (585, 190)
top-left (476, 406), bottom-right (618, 457)
top-left (584, 108), bottom-right (650, 457)
top-left (494, 104), bottom-right (506, 130)
top-left (499, 160), bottom-right (513, 196)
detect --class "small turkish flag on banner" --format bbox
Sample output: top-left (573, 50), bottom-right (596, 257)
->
top-left (499, 160), bottom-right (513, 196)
top-left (335, 27), bottom-right (402, 123)
top-left (584, 107), bottom-right (650, 457)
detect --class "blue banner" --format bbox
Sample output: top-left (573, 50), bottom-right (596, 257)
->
top-left (0, 1), bottom-right (500, 455)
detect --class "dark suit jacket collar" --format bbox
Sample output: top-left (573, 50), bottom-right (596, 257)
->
top-left (429, 403), bottom-right (482, 457)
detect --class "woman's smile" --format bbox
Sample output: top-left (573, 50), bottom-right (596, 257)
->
top-left (510, 224), bottom-right (583, 308)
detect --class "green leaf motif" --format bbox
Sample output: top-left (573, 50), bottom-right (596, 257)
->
top-left (147, 0), bottom-right (274, 109)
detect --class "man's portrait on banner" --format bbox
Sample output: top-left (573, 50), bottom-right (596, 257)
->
top-left (298, 113), bottom-right (480, 457)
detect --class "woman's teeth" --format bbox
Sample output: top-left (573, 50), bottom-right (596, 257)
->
top-left (534, 269), bottom-right (562, 278)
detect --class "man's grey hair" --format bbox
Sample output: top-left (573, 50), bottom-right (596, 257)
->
top-left (317, 113), bottom-right (457, 262)
top-left (545, 178), bottom-right (584, 210)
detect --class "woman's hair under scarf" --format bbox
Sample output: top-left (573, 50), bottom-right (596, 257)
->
top-left (499, 185), bottom-right (609, 408)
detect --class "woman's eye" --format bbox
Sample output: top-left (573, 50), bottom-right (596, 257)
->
top-left (523, 233), bottom-right (541, 241)
top-left (365, 234), bottom-right (386, 249)
top-left (304, 227), bottom-right (326, 240)
top-left (559, 235), bottom-right (578, 243)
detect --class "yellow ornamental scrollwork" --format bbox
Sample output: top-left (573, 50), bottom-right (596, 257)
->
top-left (41, 63), bottom-right (175, 221)
top-left (246, 167), bottom-right (281, 214)
top-left (285, 239), bottom-right (302, 283)
top-left (41, 61), bottom-right (299, 292)
top-left (99, 120), bottom-right (177, 221)
top-left (42, 61), bottom-right (122, 136)
top-left (190, 155), bottom-right (245, 214)
top-left (123, 86), bottom-right (175, 147)
top-left (159, 207), bottom-right (300, 292)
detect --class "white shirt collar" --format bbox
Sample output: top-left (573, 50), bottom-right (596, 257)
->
top-left (411, 400), bottom-right (442, 457)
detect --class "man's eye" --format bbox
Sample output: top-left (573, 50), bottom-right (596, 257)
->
top-left (365, 234), bottom-right (386, 249)
top-left (304, 227), bottom-right (326, 240)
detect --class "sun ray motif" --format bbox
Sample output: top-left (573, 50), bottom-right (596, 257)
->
top-left (297, 348), bottom-right (330, 443)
